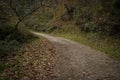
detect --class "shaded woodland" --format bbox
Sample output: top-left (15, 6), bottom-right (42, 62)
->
top-left (0, 0), bottom-right (120, 79)
top-left (0, 0), bottom-right (120, 59)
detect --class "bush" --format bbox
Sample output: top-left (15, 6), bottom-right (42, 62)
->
top-left (74, 0), bottom-right (120, 38)
top-left (0, 23), bottom-right (36, 59)
top-left (0, 40), bottom-right (20, 58)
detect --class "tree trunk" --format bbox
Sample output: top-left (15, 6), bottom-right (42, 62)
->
top-left (15, 20), bottom-right (21, 30)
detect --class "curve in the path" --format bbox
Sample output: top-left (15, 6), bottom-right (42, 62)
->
top-left (32, 31), bottom-right (120, 80)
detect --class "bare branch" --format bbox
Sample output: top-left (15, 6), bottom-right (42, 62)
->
top-left (15, 7), bottom-right (41, 30)
top-left (8, 0), bottom-right (21, 20)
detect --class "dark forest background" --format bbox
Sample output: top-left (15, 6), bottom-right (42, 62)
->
top-left (0, 0), bottom-right (120, 79)
top-left (0, 0), bottom-right (120, 58)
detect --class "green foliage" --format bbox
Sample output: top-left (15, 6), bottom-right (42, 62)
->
top-left (0, 21), bottom-right (36, 58)
top-left (0, 40), bottom-right (20, 58)
top-left (47, 26), bottom-right (58, 33)
top-left (0, 28), bottom-right (35, 59)
top-left (0, 0), bottom-right (53, 59)
top-left (0, 77), bottom-right (10, 80)
top-left (74, 0), bottom-right (120, 37)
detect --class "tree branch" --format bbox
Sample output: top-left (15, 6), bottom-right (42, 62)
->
top-left (15, 7), bottom-right (40, 30)
top-left (7, 0), bottom-right (52, 30)
top-left (8, 0), bottom-right (21, 20)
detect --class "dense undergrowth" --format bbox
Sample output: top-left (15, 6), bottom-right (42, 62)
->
top-left (0, 22), bottom-right (36, 59)
top-left (0, 0), bottom-right (38, 59)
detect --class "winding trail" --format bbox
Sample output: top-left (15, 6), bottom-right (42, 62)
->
top-left (32, 31), bottom-right (120, 80)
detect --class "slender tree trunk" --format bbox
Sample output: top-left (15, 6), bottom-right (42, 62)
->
top-left (15, 20), bottom-right (21, 30)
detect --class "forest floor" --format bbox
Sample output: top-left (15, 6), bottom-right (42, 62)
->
top-left (0, 38), bottom-right (56, 80)
top-left (33, 31), bottom-right (120, 80)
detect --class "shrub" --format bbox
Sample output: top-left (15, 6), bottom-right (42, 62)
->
top-left (0, 40), bottom-right (20, 58)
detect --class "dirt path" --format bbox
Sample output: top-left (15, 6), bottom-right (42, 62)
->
top-left (32, 32), bottom-right (120, 80)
